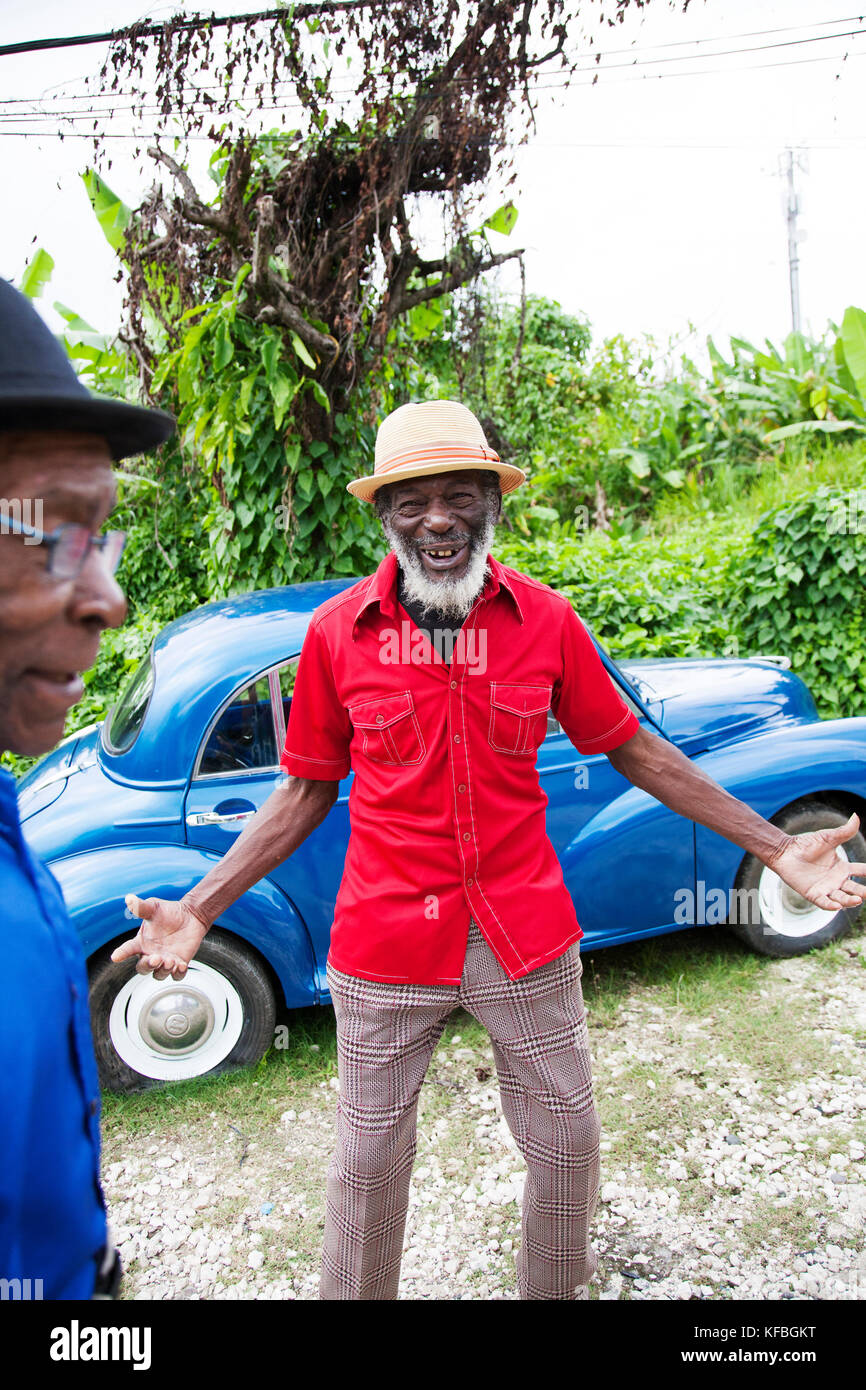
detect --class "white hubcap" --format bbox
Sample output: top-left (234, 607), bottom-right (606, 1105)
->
top-left (758, 846), bottom-right (849, 939)
top-left (109, 961), bottom-right (244, 1080)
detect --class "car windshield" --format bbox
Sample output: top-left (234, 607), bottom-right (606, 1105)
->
top-left (103, 651), bottom-right (155, 754)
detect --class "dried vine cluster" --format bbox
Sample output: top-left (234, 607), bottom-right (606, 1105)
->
top-left (98, 0), bottom-right (652, 430)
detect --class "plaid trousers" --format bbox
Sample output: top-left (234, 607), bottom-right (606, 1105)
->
top-left (320, 917), bottom-right (601, 1300)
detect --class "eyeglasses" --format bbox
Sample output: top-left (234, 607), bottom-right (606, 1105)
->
top-left (0, 513), bottom-right (126, 581)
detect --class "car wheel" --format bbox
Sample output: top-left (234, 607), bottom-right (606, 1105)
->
top-left (730, 800), bottom-right (866, 958)
top-left (88, 927), bottom-right (277, 1092)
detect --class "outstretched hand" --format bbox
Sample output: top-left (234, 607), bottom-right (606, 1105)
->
top-left (111, 895), bottom-right (209, 981)
top-left (768, 814), bottom-right (866, 912)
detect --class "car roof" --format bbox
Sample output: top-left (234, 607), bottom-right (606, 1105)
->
top-left (101, 579), bottom-right (359, 785)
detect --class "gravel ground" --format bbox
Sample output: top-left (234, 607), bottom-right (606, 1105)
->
top-left (103, 942), bottom-right (866, 1301)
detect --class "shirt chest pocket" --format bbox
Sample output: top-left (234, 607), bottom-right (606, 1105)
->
top-left (488, 683), bottom-right (552, 756)
top-left (349, 691), bottom-right (426, 767)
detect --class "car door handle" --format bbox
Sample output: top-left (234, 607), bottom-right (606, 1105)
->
top-left (186, 809), bottom-right (256, 826)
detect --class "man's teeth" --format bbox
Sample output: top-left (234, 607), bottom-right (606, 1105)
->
top-left (426, 548), bottom-right (458, 558)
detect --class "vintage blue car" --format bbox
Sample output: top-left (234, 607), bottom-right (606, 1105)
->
top-left (18, 580), bottom-right (866, 1091)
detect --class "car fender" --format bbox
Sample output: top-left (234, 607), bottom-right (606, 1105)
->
top-left (560, 781), bottom-right (692, 867)
top-left (46, 843), bottom-right (319, 1008)
top-left (690, 718), bottom-right (866, 892)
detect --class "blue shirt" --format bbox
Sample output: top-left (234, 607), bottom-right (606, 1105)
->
top-left (0, 768), bottom-right (106, 1299)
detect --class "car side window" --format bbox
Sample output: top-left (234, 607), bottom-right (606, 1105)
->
top-left (198, 677), bottom-right (277, 775)
top-left (197, 657), bottom-right (300, 777)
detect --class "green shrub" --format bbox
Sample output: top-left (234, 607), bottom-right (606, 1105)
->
top-left (494, 519), bottom-right (743, 659)
top-left (733, 488), bottom-right (866, 719)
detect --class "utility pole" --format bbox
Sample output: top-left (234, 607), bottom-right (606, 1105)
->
top-left (781, 148), bottom-right (807, 336)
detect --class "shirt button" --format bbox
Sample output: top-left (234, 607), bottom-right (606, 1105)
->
top-left (463, 832), bottom-right (472, 841)
top-left (458, 784), bottom-right (466, 793)
top-left (450, 680), bottom-right (457, 690)
top-left (454, 734), bottom-right (461, 743)
top-left (467, 878), bottom-right (474, 887)
top-left (376, 714), bottom-right (384, 724)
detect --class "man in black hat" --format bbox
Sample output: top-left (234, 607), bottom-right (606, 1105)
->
top-left (0, 277), bottom-right (174, 1298)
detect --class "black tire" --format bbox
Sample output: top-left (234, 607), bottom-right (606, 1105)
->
top-left (88, 927), bottom-right (277, 1092)
top-left (730, 800), bottom-right (866, 958)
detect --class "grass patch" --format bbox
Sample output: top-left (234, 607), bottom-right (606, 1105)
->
top-left (795, 1124), bottom-right (864, 1164)
top-left (739, 1193), bottom-right (821, 1255)
top-left (437, 1011), bottom-right (491, 1052)
top-left (582, 926), bottom-right (770, 1029)
top-left (805, 928), bottom-right (866, 975)
top-left (710, 994), bottom-right (832, 1087)
top-left (584, 925), bottom-right (864, 1089)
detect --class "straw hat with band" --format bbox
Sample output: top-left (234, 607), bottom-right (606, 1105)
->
top-left (346, 400), bottom-right (525, 502)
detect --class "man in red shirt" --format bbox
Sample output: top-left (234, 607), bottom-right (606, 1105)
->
top-left (118, 400), bottom-right (866, 1300)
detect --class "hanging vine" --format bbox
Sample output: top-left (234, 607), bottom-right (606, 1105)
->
top-left (96, 3), bottom-right (674, 413)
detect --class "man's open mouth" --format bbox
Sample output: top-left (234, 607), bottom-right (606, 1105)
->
top-left (417, 542), bottom-right (469, 571)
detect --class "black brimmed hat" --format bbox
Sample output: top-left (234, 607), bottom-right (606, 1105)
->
top-left (0, 277), bottom-right (175, 460)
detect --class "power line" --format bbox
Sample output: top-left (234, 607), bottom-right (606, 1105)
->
top-left (553, 45), bottom-right (861, 86)
top-left (2, 25), bottom-right (863, 127)
top-left (0, 2), bottom-right (386, 59)
top-left (579, 12), bottom-right (866, 57)
top-left (1, 5), bottom-right (862, 75)
top-left (559, 23), bottom-right (866, 74)
top-left (2, 14), bottom-right (863, 108)
top-left (521, 138), bottom-right (866, 150)
top-left (3, 5), bottom-right (864, 63)
top-left (4, 50), bottom-right (865, 140)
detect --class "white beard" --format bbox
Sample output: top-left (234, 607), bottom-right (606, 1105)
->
top-left (383, 506), bottom-right (498, 621)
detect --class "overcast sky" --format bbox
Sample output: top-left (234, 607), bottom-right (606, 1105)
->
top-left (2, 0), bottom-right (864, 366)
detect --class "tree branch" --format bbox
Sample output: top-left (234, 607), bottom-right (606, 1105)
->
top-left (391, 246), bottom-right (524, 316)
top-left (525, 26), bottom-right (569, 69)
top-left (147, 146), bottom-right (198, 203)
top-left (251, 194), bottom-right (276, 293)
top-left (251, 195), bottom-right (339, 359)
top-left (138, 230), bottom-right (175, 260)
top-left (148, 145), bottom-right (235, 237)
top-left (517, 0), bottom-right (534, 126)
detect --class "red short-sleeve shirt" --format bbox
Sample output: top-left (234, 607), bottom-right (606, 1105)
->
top-left (281, 551), bottom-right (639, 984)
